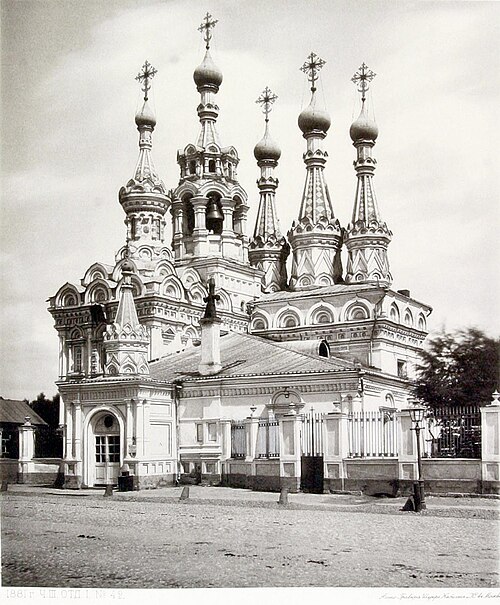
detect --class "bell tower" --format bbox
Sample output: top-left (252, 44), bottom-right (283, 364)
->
top-left (171, 13), bottom-right (249, 265)
top-left (171, 14), bottom-right (262, 314)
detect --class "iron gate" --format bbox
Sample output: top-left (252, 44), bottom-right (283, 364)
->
top-left (300, 411), bottom-right (324, 493)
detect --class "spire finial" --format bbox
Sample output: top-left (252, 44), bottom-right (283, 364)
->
top-left (300, 52), bottom-right (325, 93)
top-left (351, 62), bottom-right (376, 103)
top-left (135, 60), bottom-right (157, 102)
top-left (256, 87), bottom-right (278, 123)
top-left (198, 12), bottom-right (218, 50)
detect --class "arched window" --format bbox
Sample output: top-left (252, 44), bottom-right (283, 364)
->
top-left (183, 197), bottom-right (195, 235)
top-left (418, 315), bottom-right (426, 331)
top-left (189, 160), bottom-right (196, 175)
top-left (319, 340), bottom-right (330, 358)
top-left (208, 160), bottom-right (216, 173)
top-left (404, 309), bottom-right (413, 327)
top-left (206, 193), bottom-right (223, 235)
top-left (390, 304), bottom-right (400, 323)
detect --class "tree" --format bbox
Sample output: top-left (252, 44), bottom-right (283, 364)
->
top-left (414, 328), bottom-right (499, 409)
top-left (28, 393), bottom-right (62, 457)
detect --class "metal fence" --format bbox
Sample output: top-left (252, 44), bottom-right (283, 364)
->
top-left (230, 421), bottom-right (246, 459)
top-left (422, 405), bottom-right (481, 459)
top-left (348, 410), bottom-right (398, 458)
top-left (256, 419), bottom-right (280, 458)
top-left (301, 411), bottom-right (324, 456)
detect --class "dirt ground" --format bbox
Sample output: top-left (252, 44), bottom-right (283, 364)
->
top-left (1, 491), bottom-right (498, 589)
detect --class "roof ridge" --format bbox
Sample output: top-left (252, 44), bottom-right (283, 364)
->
top-left (237, 331), bottom-right (353, 369)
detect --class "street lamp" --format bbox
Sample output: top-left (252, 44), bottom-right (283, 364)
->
top-left (409, 405), bottom-right (426, 511)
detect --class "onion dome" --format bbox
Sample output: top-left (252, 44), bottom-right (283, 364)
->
top-left (349, 105), bottom-right (378, 141)
top-left (254, 124), bottom-right (281, 162)
top-left (121, 259), bottom-right (134, 274)
top-left (135, 100), bottom-right (156, 128)
top-left (298, 91), bottom-right (331, 135)
top-left (193, 49), bottom-right (223, 88)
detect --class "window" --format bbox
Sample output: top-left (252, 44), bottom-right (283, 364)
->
top-left (196, 424), bottom-right (203, 443)
top-left (73, 346), bottom-right (82, 373)
top-left (207, 422), bottom-right (217, 442)
top-left (397, 360), bottom-right (407, 378)
top-left (208, 160), bottom-right (216, 173)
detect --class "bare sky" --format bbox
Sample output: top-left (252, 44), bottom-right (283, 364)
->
top-left (1, 0), bottom-right (499, 400)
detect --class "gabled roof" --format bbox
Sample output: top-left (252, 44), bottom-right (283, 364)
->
top-left (150, 331), bottom-right (355, 382)
top-left (0, 398), bottom-right (48, 425)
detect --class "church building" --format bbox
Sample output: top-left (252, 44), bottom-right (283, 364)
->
top-left (48, 15), bottom-right (431, 492)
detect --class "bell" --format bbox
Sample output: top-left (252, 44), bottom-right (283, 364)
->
top-left (206, 200), bottom-right (223, 222)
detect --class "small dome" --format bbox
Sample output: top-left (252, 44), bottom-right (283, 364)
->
top-left (193, 49), bottom-right (223, 89)
top-left (298, 91), bottom-right (331, 135)
top-left (121, 260), bottom-right (134, 273)
top-left (254, 124), bottom-right (281, 161)
top-left (135, 100), bottom-right (156, 127)
top-left (350, 106), bottom-right (378, 141)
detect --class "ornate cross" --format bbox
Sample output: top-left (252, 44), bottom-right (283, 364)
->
top-left (351, 62), bottom-right (376, 102)
top-left (203, 277), bottom-right (220, 320)
top-left (135, 60), bottom-right (157, 102)
top-left (256, 87), bottom-right (278, 122)
top-left (300, 52), bottom-right (326, 92)
top-left (198, 12), bottom-right (218, 50)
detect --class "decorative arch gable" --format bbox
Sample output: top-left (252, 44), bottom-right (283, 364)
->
top-left (82, 262), bottom-right (112, 286)
top-left (162, 275), bottom-right (185, 301)
top-left (250, 308), bottom-right (272, 332)
top-left (342, 299), bottom-right (372, 322)
top-left (85, 279), bottom-right (112, 304)
top-left (306, 301), bottom-right (336, 325)
top-left (275, 305), bottom-right (303, 329)
top-left (55, 283), bottom-right (82, 307)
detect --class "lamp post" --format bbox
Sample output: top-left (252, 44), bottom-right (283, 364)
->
top-left (409, 405), bottom-right (426, 511)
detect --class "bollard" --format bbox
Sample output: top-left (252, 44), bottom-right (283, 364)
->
top-left (278, 487), bottom-right (288, 506)
top-left (401, 495), bottom-right (415, 511)
top-left (180, 486), bottom-right (190, 500)
top-left (1, 481), bottom-right (8, 492)
top-left (103, 484), bottom-right (113, 497)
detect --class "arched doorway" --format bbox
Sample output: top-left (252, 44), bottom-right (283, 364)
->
top-left (89, 411), bottom-right (121, 486)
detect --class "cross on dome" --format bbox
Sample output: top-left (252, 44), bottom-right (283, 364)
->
top-left (135, 60), bottom-right (157, 101)
top-left (300, 52), bottom-right (326, 92)
top-left (351, 62), bottom-right (376, 102)
top-left (256, 87), bottom-right (278, 122)
top-left (198, 12), bottom-right (218, 50)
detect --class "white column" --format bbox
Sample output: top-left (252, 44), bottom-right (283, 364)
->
top-left (65, 401), bottom-right (74, 460)
top-left (143, 399), bottom-right (150, 458)
top-left (481, 391), bottom-right (500, 490)
top-left (220, 419), bottom-right (232, 461)
top-left (74, 402), bottom-right (83, 466)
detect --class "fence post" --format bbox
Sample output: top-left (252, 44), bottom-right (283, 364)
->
top-left (245, 416), bottom-right (259, 462)
top-left (323, 410), bottom-right (349, 491)
top-left (278, 412), bottom-right (301, 493)
top-left (396, 409), bottom-right (417, 491)
top-left (220, 419), bottom-right (232, 461)
top-left (481, 391), bottom-right (500, 494)
top-left (17, 417), bottom-right (35, 484)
